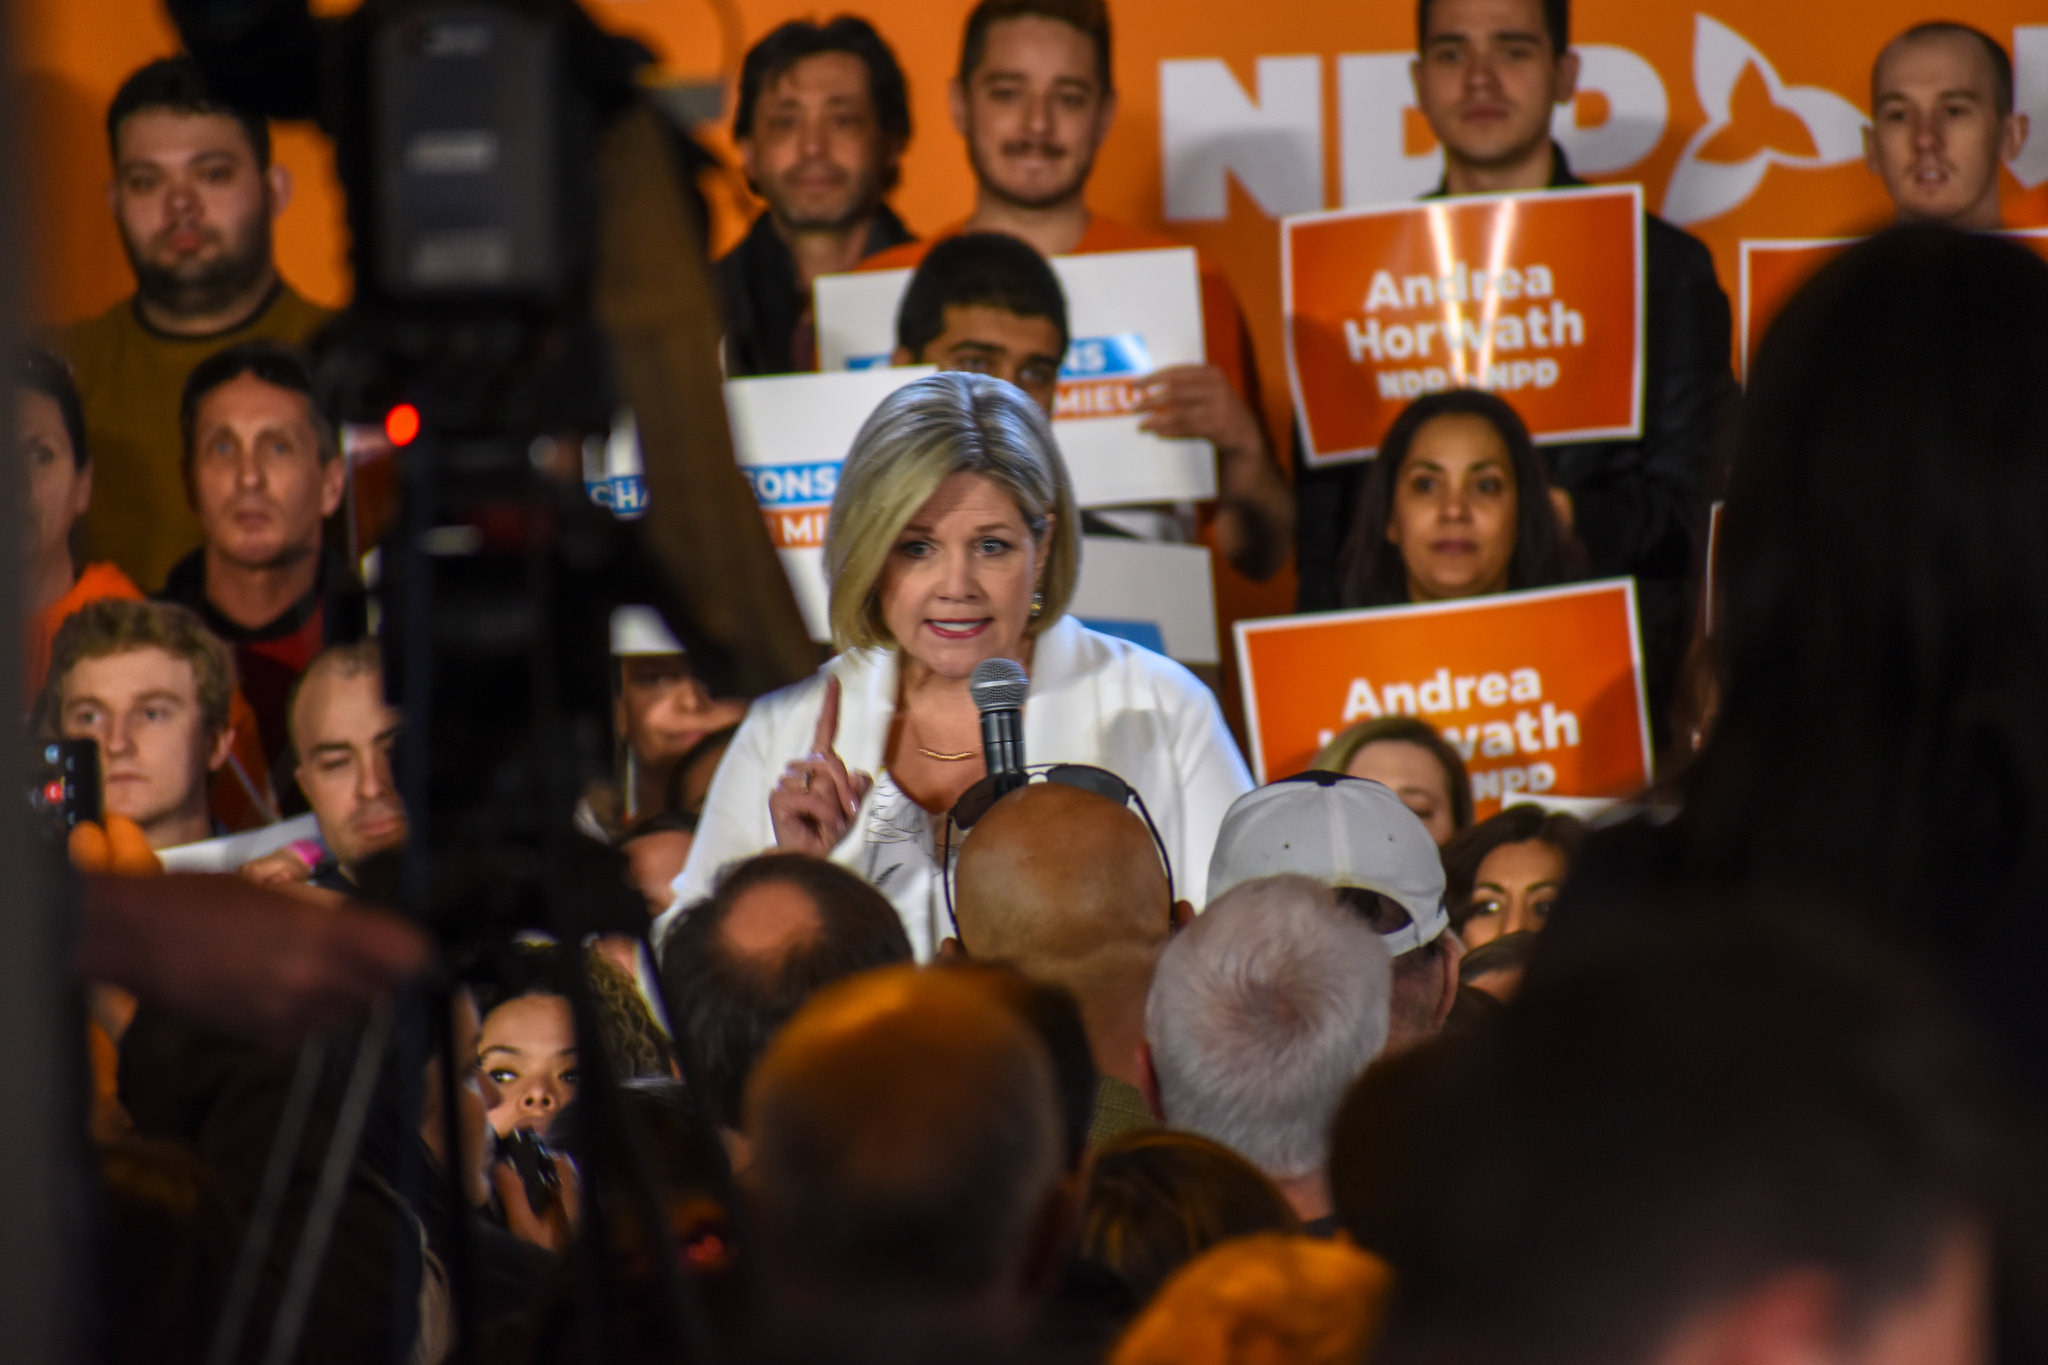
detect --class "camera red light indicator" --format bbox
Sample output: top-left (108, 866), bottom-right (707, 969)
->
top-left (385, 403), bottom-right (422, 446)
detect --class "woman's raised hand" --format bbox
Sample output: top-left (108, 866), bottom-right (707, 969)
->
top-left (768, 677), bottom-right (875, 857)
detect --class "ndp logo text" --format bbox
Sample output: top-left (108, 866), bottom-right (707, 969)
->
top-left (1160, 16), bottom-right (2048, 227)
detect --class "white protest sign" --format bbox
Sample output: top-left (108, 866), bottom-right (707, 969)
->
top-left (814, 247), bottom-right (1219, 509)
top-left (582, 408), bottom-right (649, 519)
top-left (727, 369), bottom-right (1222, 665)
top-left (725, 366), bottom-right (939, 641)
top-left (157, 812), bottom-right (323, 875)
top-left (1071, 537), bottom-right (1219, 665)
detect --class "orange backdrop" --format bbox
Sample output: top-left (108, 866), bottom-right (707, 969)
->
top-left (19, 0), bottom-right (2048, 654)
top-left (21, 2), bottom-right (2048, 405)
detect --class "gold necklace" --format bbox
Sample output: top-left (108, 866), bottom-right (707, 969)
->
top-left (916, 746), bottom-right (978, 762)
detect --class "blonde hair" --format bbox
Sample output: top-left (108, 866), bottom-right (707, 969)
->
top-left (1311, 716), bottom-right (1474, 834)
top-left (824, 372), bottom-right (1079, 653)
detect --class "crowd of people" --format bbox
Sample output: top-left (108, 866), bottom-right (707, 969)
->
top-left (26, 1), bottom-right (2048, 1362)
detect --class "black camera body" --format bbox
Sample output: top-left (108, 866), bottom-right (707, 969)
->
top-left (162, 10), bottom-right (732, 1358)
top-left (27, 738), bottom-right (99, 840)
top-left (496, 1125), bottom-right (560, 1219)
top-left (173, 0), bottom-right (661, 949)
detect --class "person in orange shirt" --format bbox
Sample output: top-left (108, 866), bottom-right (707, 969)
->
top-left (862, 0), bottom-right (1291, 582)
top-left (21, 345), bottom-right (272, 823)
top-left (21, 344), bottom-right (144, 701)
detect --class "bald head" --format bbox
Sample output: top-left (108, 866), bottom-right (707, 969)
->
top-left (721, 877), bottom-right (824, 964)
top-left (288, 641), bottom-right (403, 869)
top-left (287, 639), bottom-right (383, 759)
top-left (659, 851), bottom-right (912, 1128)
top-left (744, 965), bottom-right (1064, 1299)
top-left (955, 782), bottom-right (1171, 970)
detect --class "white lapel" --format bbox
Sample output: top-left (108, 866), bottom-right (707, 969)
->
top-left (1023, 616), bottom-right (1097, 764)
top-left (829, 643), bottom-right (900, 776)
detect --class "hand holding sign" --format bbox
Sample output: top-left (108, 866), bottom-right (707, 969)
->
top-left (1137, 363), bottom-right (1260, 450)
top-left (770, 677), bottom-right (874, 856)
top-left (1138, 362), bottom-right (1293, 580)
top-left (814, 248), bottom-right (1219, 507)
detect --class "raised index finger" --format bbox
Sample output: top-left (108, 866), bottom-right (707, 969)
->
top-left (812, 675), bottom-right (843, 755)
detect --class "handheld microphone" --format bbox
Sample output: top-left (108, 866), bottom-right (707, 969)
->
top-left (970, 658), bottom-right (1029, 795)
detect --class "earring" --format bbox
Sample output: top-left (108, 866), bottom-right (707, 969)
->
top-left (1030, 588), bottom-right (1045, 618)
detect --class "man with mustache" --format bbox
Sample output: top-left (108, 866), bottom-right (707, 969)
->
top-left (718, 17), bottom-right (916, 377)
top-left (863, 0), bottom-right (1292, 583)
top-left (54, 57), bottom-right (331, 594)
top-left (1865, 22), bottom-right (2029, 231)
top-left (159, 342), bottom-right (365, 784)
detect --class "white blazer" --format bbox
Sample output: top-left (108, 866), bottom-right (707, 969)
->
top-left (662, 616), bottom-right (1253, 959)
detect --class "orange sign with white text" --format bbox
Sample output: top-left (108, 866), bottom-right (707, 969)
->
top-left (1284, 186), bottom-right (1645, 466)
top-left (1739, 229), bottom-right (2048, 378)
top-left (1236, 581), bottom-right (1651, 818)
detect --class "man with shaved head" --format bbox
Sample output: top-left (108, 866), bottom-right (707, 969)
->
top-left (952, 781), bottom-right (1192, 1145)
top-left (659, 852), bottom-right (913, 1141)
top-left (744, 964), bottom-right (1070, 1359)
top-left (1866, 22), bottom-right (2029, 230)
top-left (283, 640), bottom-right (403, 889)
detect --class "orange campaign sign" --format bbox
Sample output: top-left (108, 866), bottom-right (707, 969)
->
top-left (1737, 237), bottom-right (1846, 380)
top-left (1283, 186), bottom-right (1645, 466)
top-left (1235, 580), bottom-right (1652, 818)
top-left (1740, 229), bottom-right (2048, 378)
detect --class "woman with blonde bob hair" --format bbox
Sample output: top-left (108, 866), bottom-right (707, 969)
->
top-left (667, 373), bottom-right (1251, 956)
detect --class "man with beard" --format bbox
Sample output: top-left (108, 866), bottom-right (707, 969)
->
top-left (717, 17), bottom-right (916, 376)
top-left (160, 342), bottom-right (365, 779)
top-left (864, 0), bottom-right (1290, 582)
top-left (55, 56), bottom-right (331, 593)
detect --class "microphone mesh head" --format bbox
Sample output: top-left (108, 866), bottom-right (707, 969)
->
top-left (970, 657), bottom-right (1030, 711)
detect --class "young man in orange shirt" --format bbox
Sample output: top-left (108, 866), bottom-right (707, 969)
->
top-left (863, 0), bottom-right (1291, 582)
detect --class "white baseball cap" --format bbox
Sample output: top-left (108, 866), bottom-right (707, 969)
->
top-left (1206, 772), bottom-right (1450, 955)
top-left (610, 605), bottom-right (683, 657)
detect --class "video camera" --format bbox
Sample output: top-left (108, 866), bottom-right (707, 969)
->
top-left (165, 4), bottom-right (739, 1360)
top-left (26, 737), bottom-right (98, 840)
top-left (170, 0), bottom-right (686, 947)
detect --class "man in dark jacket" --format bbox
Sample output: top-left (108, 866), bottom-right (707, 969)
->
top-left (158, 341), bottom-right (366, 779)
top-left (1297, 0), bottom-right (1734, 735)
top-left (716, 17), bottom-right (915, 376)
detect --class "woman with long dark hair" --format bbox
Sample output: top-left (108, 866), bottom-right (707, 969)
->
top-left (1562, 225), bottom-right (2048, 1093)
top-left (1334, 389), bottom-right (1583, 608)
